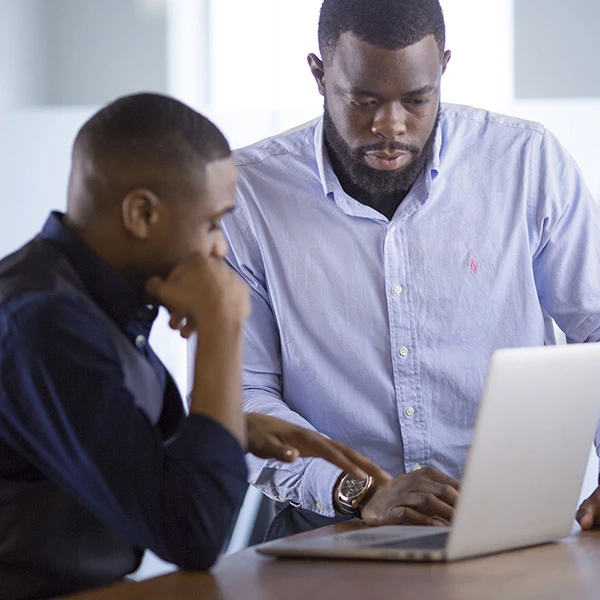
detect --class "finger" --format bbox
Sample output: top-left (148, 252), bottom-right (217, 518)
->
top-left (576, 499), bottom-right (597, 530)
top-left (288, 433), bottom-right (371, 481)
top-left (577, 508), bottom-right (594, 530)
top-left (320, 438), bottom-right (392, 484)
top-left (419, 466), bottom-right (460, 490)
top-left (250, 435), bottom-right (300, 462)
top-left (383, 506), bottom-right (446, 527)
top-left (426, 481), bottom-right (459, 507)
top-left (169, 312), bottom-right (185, 331)
top-left (179, 321), bottom-right (196, 339)
top-left (402, 491), bottom-right (455, 523)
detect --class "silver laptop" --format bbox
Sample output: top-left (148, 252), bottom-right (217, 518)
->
top-left (257, 344), bottom-right (600, 562)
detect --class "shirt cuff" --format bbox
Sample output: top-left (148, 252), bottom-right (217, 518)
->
top-left (299, 458), bottom-right (343, 517)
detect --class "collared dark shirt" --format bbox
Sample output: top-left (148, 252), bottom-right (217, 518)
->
top-left (0, 213), bottom-right (248, 588)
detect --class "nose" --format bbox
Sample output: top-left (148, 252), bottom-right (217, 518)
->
top-left (211, 229), bottom-right (229, 259)
top-left (371, 102), bottom-right (407, 140)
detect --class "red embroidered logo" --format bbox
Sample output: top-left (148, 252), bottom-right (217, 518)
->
top-left (469, 257), bottom-right (479, 275)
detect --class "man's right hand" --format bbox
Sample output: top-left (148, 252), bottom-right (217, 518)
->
top-left (360, 466), bottom-right (459, 527)
top-left (145, 252), bottom-right (250, 340)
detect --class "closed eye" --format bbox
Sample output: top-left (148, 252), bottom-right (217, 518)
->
top-left (350, 99), bottom-right (378, 109)
top-left (405, 98), bottom-right (429, 107)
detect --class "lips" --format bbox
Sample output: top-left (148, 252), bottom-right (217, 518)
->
top-left (364, 150), bottom-right (412, 171)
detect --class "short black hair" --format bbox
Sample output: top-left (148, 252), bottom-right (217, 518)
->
top-left (318, 0), bottom-right (445, 61)
top-left (73, 92), bottom-right (231, 171)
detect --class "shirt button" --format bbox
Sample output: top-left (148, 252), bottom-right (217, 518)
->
top-left (413, 463), bottom-right (422, 471)
top-left (316, 502), bottom-right (324, 511)
top-left (405, 407), bottom-right (415, 417)
top-left (393, 284), bottom-right (403, 295)
top-left (390, 225), bottom-right (397, 233)
top-left (135, 335), bottom-right (146, 349)
top-left (399, 346), bottom-right (409, 357)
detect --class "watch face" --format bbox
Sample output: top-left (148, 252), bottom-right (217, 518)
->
top-left (340, 476), bottom-right (368, 499)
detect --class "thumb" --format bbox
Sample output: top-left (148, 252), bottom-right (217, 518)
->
top-left (576, 497), bottom-right (598, 530)
top-left (144, 275), bottom-right (164, 298)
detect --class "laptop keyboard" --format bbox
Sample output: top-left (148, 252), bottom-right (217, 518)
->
top-left (371, 531), bottom-right (449, 550)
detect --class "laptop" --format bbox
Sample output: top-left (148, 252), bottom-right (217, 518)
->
top-left (257, 343), bottom-right (600, 562)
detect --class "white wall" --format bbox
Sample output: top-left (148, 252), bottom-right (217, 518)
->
top-left (515, 0), bottom-right (600, 99)
top-left (0, 0), bottom-right (168, 108)
top-left (0, 0), bottom-right (45, 108)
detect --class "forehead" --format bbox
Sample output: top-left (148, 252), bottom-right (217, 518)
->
top-left (201, 156), bottom-right (237, 213)
top-left (326, 32), bottom-right (443, 95)
top-left (177, 156), bottom-right (236, 216)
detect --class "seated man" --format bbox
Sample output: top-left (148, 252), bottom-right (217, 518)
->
top-left (0, 93), bottom-right (389, 600)
top-left (223, 0), bottom-right (600, 540)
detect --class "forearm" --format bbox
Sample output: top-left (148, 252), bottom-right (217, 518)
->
top-left (243, 390), bottom-right (342, 515)
top-left (149, 415), bottom-right (249, 568)
top-left (0, 296), bottom-right (249, 571)
top-left (246, 452), bottom-right (342, 516)
top-left (189, 325), bottom-right (246, 447)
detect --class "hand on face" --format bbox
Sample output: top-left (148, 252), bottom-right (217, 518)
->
top-left (145, 253), bottom-right (250, 339)
top-left (576, 486), bottom-right (600, 530)
top-left (361, 466), bottom-right (459, 527)
top-left (245, 413), bottom-right (392, 486)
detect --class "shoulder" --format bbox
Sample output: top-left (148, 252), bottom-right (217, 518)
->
top-left (0, 289), bottom-right (118, 366)
top-left (0, 236), bottom-right (87, 304)
top-left (440, 103), bottom-right (546, 138)
top-left (233, 118), bottom-right (320, 170)
top-left (437, 103), bottom-right (567, 171)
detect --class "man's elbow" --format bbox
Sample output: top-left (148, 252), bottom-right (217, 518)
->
top-left (161, 489), bottom-right (245, 571)
top-left (174, 543), bottom-right (222, 571)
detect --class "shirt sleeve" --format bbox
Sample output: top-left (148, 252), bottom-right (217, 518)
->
top-left (0, 291), bottom-right (248, 570)
top-left (529, 128), bottom-right (600, 344)
top-left (528, 129), bottom-right (600, 466)
top-left (223, 198), bottom-right (342, 517)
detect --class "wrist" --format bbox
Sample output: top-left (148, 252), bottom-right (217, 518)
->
top-left (333, 472), bottom-right (377, 518)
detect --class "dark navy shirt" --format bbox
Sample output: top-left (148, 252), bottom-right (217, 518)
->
top-left (0, 212), bottom-right (248, 577)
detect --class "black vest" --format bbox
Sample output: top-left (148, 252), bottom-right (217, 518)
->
top-left (0, 236), bottom-right (184, 600)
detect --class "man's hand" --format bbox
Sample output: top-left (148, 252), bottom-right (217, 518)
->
top-left (245, 413), bottom-right (392, 486)
top-left (146, 253), bottom-right (250, 444)
top-left (361, 466), bottom-right (459, 526)
top-left (145, 253), bottom-right (250, 340)
top-left (576, 485), bottom-right (600, 529)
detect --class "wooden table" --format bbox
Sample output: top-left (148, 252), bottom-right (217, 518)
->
top-left (64, 522), bottom-right (600, 600)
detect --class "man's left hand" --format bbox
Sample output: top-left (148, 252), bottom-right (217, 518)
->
top-left (576, 485), bottom-right (600, 529)
top-left (245, 413), bottom-right (392, 486)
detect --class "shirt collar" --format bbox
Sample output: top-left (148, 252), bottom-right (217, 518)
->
top-left (39, 211), bottom-right (158, 329)
top-left (314, 117), bottom-right (337, 198)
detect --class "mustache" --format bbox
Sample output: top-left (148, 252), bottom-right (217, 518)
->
top-left (358, 141), bottom-right (420, 155)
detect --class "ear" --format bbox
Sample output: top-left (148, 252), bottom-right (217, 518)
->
top-left (121, 188), bottom-right (162, 240)
top-left (442, 49), bottom-right (452, 75)
top-left (307, 53), bottom-right (326, 96)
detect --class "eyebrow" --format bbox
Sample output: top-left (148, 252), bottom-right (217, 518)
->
top-left (346, 84), bottom-right (437, 98)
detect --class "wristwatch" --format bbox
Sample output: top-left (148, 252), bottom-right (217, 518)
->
top-left (333, 473), bottom-right (376, 518)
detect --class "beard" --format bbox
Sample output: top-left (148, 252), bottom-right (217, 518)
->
top-left (323, 104), bottom-right (440, 201)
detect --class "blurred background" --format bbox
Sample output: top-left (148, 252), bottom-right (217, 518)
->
top-left (1, 0), bottom-right (598, 578)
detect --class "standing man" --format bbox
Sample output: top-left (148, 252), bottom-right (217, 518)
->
top-left (0, 92), bottom-right (389, 600)
top-left (223, 0), bottom-right (600, 540)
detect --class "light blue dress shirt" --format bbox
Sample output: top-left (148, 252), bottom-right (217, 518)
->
top-left (224, 104), bottom-right (600, 517)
